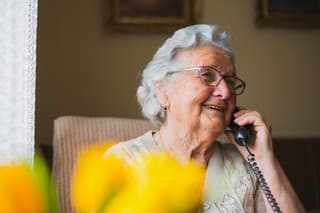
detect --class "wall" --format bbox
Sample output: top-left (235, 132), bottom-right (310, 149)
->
top-left (36, 0), bottom-right (320, 145)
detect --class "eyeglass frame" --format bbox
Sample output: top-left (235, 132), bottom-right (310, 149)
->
top-left (167, 65), bottom-right (246, 96)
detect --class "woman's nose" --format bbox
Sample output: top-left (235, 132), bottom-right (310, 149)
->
top-left (211, 79), bottom-right (232, 99)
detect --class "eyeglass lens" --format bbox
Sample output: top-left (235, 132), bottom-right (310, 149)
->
top-left (198, 68), bottom-right (221, 86)
top-left (199, 67), bottom-right (245, 95)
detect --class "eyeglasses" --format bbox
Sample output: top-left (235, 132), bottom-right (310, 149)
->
top-left (167, 66), bottom-right (246, 96)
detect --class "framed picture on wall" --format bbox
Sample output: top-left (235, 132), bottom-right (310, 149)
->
top-left (257, 0), bottom-right (320, 27)
top-left (105, 0), bottom-right (201, 32)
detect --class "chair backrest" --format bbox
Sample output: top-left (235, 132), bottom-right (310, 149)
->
top-left (52, 116), bottom-right (153, 213)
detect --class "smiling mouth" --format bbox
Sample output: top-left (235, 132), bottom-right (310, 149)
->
top-left (202, 104), bottom-right (225, 113)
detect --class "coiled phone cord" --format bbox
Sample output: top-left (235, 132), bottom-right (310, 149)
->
top-left (245, 145), bottom-right (282, 213)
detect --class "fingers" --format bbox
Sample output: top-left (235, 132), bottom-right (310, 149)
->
top-left (232, 106), bottom-right (247, 118)
top-left (232, 107), bottom-right (272, 135)
top-left (233, 108), bottom-right (263, 125)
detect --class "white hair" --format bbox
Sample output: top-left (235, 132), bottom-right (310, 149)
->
top-left (136, 24), bottom-right (235, 127)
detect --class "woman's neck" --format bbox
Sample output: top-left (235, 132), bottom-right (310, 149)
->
top-left (153, 123), bottom-right (219, 167)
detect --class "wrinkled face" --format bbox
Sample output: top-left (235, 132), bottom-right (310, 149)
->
top-left (158, 45), bottom-right (236, 137)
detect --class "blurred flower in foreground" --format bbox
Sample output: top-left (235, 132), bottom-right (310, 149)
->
top-left (71, 142), bottom-right (130, 213)
top-left (72, 143), bottom-right (205, 213)
top-left (0, 154), bottom-right (58, 213)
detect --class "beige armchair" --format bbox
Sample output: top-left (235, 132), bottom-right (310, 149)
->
top-left (52, 116), bottom-right (153, 213)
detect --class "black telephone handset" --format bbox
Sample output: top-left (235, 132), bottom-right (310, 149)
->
top-left (229, 107), bottom-right (281, 213)
top-left (229, 107), bottom-right (253, 147)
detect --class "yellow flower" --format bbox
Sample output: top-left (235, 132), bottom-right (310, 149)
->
top-left (72, 142), bottom-right (133, 213)
top-left (72, 144), bottom-right (205, 213)
top-left (0, 153), bottom-right (57, 213)
top-left (105, 153), bottom-right (205, 213)
top-left (0, 165), bottom-right (45, 213)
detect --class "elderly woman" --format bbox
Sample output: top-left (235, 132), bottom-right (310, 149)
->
top-left (105, 24), bottom-right (304, 212)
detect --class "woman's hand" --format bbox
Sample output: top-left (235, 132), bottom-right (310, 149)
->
top-left (225, 107), bottom-right (305, 213)
top-left (226, 108), bottom-right (275, 164)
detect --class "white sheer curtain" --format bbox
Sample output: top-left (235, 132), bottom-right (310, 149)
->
top-left (0, 0), bottom-right (38, 164)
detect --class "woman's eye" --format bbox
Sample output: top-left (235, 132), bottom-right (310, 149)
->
top-left (200, 71), bottom-right (216, 81)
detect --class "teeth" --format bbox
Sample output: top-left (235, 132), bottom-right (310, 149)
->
top-left (202, 104), bottom-right (224, 113)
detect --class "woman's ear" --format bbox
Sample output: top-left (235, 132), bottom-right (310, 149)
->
top-left (155, 81), bottom-right (169, 109)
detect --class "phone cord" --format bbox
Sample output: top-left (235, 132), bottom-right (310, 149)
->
top-left (245, 146), bottom-right (282, 213)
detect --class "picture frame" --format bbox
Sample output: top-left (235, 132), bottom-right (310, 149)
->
top-left (105, 0), bottom-right (201, 33)
top-left (257, 0), bottom-right (320, 27)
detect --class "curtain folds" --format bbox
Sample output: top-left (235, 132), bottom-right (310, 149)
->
top-left (0, 0), bottom-right (38, 164)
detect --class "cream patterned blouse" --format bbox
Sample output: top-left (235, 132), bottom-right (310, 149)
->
top-left (104, 131), bottom-right (266, 213)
